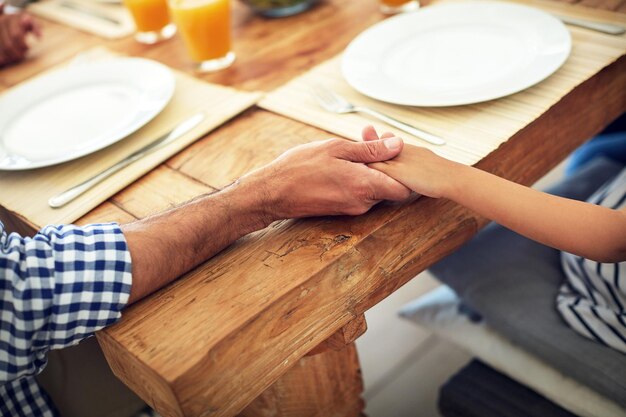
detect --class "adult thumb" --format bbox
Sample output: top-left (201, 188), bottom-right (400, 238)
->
top-left (335, 137), bottom-right (404, 163)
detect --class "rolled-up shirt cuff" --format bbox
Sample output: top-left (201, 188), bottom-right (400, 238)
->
top-left (42, 222), bottom-right (133, 349)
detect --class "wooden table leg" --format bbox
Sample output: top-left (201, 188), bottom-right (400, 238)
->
top-left (239, 316), bottom-right (368, 417)
top-left (239, 342), bottom-right (365, 417)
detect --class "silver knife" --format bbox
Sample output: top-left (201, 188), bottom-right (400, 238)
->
top-left (555, 14), bottom-right (625, 35)
top-left (49, 113), bottom-right (206, 208)
top-left (59, 1), bottom-right (122, 26)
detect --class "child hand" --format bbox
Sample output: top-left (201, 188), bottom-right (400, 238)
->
top-left (362, 125), bottom-right (461, 199)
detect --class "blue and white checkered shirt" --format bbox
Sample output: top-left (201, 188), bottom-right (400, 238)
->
top-left (0, 222), bottom-right (132, 417)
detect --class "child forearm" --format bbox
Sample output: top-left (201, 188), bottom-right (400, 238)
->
top-left (369, 144), bottom-right (626, 262)
top-left (447, 163), bottom-right (626, 263)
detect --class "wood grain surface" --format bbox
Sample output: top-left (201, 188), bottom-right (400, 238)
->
top-left (306, 315), bottom-right (368, 356)
top-left (0, 0), bottom-right (624, 416)
top-left (240, 343), bottom-right (364, 417)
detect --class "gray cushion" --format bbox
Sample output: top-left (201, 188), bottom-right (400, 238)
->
top-left (430, 157), bottom-right (626, 408)
top-left (439, 360), bottom-right (578, 417)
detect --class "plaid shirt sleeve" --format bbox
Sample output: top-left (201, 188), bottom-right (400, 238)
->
top-left (0, 222), bottom-right (132, 416)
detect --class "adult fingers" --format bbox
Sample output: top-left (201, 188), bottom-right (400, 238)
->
top-left (9, 16), bottom-right (28, 55)
top-left (332, 136), bottom-right (404, 163)
top-left (0, 21), bottom-right (19, 63)
top-left (364, 168), bottom-right (412, 202)
top-left (21, 13), bottom-right (41, 37)
top-left (380, 131), bottom-right (395, 139)
top-left (4, 16), bottom-right (27, 58)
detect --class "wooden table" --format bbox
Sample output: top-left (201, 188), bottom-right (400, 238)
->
top-left (1, 0), bottom-right (625, 416)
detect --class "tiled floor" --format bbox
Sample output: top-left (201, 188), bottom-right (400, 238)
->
top-left (357, 272), bottom-right (471, 417)
top-left (357, 160), bottom-right (568, 417)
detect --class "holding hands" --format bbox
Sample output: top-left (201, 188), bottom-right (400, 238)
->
top-left (362, 125), bottom-right (460, 199)
top-left (123, 135), bottom-right (413, 302)
top-left (242, 135), bottom-right (412, 220)
top-left (0, 3), bottom-right (40, 67)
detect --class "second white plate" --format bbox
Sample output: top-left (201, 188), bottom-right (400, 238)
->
top-left (341, 2), bottom-right (571, 107)
top-left (0, 58), bottom-right (175, 170)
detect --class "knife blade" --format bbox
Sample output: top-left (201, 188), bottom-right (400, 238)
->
top-left (49, 113), bottom-right (206, 208)
top-left (59, 1), bottom-right (122, 26)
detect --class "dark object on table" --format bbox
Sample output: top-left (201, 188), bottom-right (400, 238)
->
top-left (430, 156), bottom-right (626, 408)
top-left (439, 360), bottom-right (578, 417)
top-left (241, 0), bottom-right (318, 17)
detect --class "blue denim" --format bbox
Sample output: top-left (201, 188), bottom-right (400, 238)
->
top-left (566, 113), bottom-right (626, 175)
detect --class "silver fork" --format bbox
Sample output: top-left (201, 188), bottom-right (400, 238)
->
top-left (312, 86), bottom-right (445, 146)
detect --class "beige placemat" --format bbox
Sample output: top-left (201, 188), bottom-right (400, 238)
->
top-left (30, 0), bottom-right (135, 39)
top-left (260, 0), bottom-right (626, 166)
top-left (0, 48), bottom-right (261, 227)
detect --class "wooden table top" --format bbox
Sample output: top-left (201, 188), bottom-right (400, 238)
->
top-left (1, 1), bottom-right (625, 416)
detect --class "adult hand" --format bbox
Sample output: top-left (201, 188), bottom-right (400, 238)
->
top-left (123, 135), bottom-right (410, 303)
top-left (242, 136), bottom-right (412, 220)
top-left (0, 4), bottom-right (40, 67)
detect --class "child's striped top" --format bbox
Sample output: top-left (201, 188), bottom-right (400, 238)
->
top-left (557, 168), bottom-right (626, 354)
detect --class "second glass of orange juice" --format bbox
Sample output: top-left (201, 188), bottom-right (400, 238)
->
top-left (379, 0), bottom-right (419, 14)
top-left (124, 0), bottom-right (176, 44)
top-left (169, 0), bottom-right (235, 72)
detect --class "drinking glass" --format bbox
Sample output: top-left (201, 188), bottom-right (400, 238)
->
top-left (379, 0), bottom-right (419, 14)
top-left (124, 0), bottom-right (177, 44)
top-left (169, 0), bottom-right (235, 72)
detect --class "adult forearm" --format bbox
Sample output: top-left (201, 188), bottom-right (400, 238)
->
top-left (447, 164), bottom-right (626, 262)
top-left (122, 177), bottom-right (272, 304)
top-left (121, 136), bottom-right (409, 304)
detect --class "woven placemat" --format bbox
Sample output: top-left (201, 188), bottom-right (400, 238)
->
top-left (0, 48), bottom-right (261, 227)
top-left (30, 0), bottom-right (135, 39)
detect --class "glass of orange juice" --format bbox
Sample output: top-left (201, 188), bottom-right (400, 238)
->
top-left (379, 0), bottom-right (419, 14)
top-left (124, 0), bottom-right (176, 44)
top-left (169, 0), bottom-right (235, 72)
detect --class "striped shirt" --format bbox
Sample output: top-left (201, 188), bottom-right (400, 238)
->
top-left (557, 168), bottom-right (626, 354)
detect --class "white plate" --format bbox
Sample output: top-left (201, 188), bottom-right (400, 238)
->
top-left (0, 58), bottom-right (175, 170)
top-left (341, 2), bottom-right (571, 107)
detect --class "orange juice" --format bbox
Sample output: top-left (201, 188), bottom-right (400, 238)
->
top-left (170, 0), bottom-right (231, 63)
top-left (124, 0), bottom-right (171, 32)
top-left (381, 0), bottom-right (411, 6)
top-left (379, 0), bottom-right (419, 14)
